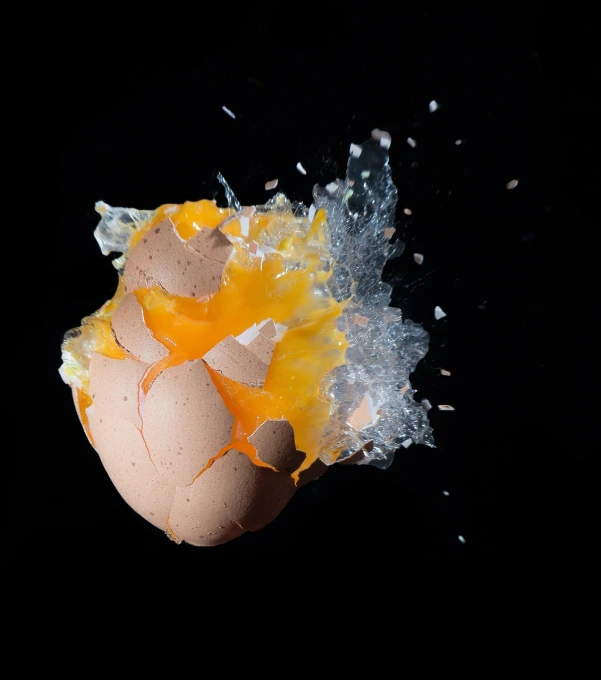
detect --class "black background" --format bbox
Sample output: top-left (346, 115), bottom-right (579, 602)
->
top-left (29, 1), bottom-right (583, 566)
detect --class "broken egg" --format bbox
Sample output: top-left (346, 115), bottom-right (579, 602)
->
top-left (60, 135), bottom-right (434, 546)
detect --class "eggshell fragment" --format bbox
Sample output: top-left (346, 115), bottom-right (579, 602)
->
top-left (339, 439), bottom-right (374, 465)
top-left (87, 353), bottom-right (175, 530)
top-left (143, 359), bottom-right (234, 485)
top-left (169, 448), bottom-right (296, 545)
top-left (203, 333), bottom-right (273, 387)
top-left (297, 458), bottom-right (328, 486)
top-left (88, 353), bottom-right (148, 429)
top-left (347, 394), bottom-right (379, 431)
top-left (123, 219), bottom-right (233, 299)
top-left (111, 293), bottom-right (169, 364)
top-left (248, 419), bottom-right (305, 473)
top-left (257, 318), bottom-right (277, 338)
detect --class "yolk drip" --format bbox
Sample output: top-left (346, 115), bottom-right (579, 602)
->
top-left (80, 199), bottom-right (348, 475)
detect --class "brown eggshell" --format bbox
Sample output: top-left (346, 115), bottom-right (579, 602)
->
top-left (123, 219), bottom-right (233, 298)
top-left (169, 448), bottom-right (296, 545)
top-left (111, 293), bottom-right (169, 364)
top-left (88, 353), bottom-right (148, 429)
top-left (202, 335), bottom-right (272, 387)
top-left (143, 359), bottom-right (234, 485)
top-left (297, 457), bottom-right (328, 486)
top-left (87, 353), bottom-right (175, 530)
top-left (248, 419), bottom-right (305, 473)
top-left (257, 318), bottom-right (277, 339)
top-left (186, 227), bottom-right (233, 265)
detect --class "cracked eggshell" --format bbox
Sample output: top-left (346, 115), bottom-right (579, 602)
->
top-left (88, 353), bottom-right (148, 429)
top-left (248, 419), bottom-right (305, 473)
top-left (143, 359), bottom-right (234, 485)
top-left (87, 353), bottom-right (176, 530)
top-left (123, 219), bottom-right (233, 298)
top-left (111, 293), bottom-right (169, 364)
top-left (169, 448), bottom-right (296, 546)
top-left (297, 457), bottom-right (328, 486)
top-left (203, 334), bottom-right (273, 387)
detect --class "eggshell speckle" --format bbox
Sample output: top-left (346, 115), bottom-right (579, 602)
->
top-left (111, 293), bottom-right (169, 364)
top-left (143, 359), bottom-right (234, 485)
top-left (123, 219), bottom-right (232, 298)
top-left (169, 448), bottom-right (296, 545)
top-left (203, 334), bottom-right (273, 387)
top-left (248, 419), bottom-right (305, 473)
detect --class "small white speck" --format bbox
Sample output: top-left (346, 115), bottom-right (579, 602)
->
top-left (506, 179), bottom-right (519, 190)
top-left (350, 143), bottom-right (362, 158)
top-left (326, 182), bottom-right (338, 193)
top-left (442, 490), bottom-right (450, 496)
top-left (404, 208), bottom-right (413, 216)
top-left (413, 252), bottom-right (424, 265)
top-left (407, 137), bottom-right (417, 148)
top-left (458, 535), bottom-right (466, 544)
top-left (296, 162), bottom-right (307, 175)
top-left (440, 369), bottom-right (451, 376)
top-left (455, 139), bottom-right (462, 145)
top-left (361, 170), bottom-right (370, 179)
top-left (221, 106), bottom-right (236, 119)
top-left (421, 399), bottom-right (432, 411)
top-left (239, 216), bottom-right (250, 237)
top-left (401, 438), bottom-right (413, 448)
top-left (429, 100), bottom-right (440, 112)
top-left (308, 204), bottom-right (316, 223)
top-left (371, 129), bottom-right (392, 149)
top-left (438, 404), bottom-right (455, 411)
top-left (434, 305), bottom-right (447, 320)
top-left (265, 179), bottom-right (278, 190)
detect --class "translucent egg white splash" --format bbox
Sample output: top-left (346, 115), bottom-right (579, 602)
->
top-left (315, 133), bottom-right (433, 467)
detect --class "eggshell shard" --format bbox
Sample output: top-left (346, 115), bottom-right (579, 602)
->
top-left (123, 219), bottom-right (233, 299)
top-left (338, 439), bottom-right (374, 465)
top-left (297, 458), bottom-right (328, 486)
top-left (111, 293), bottom-right (169, 364)
top-left (248, 420), bottom-right (306, 473)
top-left (347, 394), bottom-right (379, 432)
top-left (143, 359), bottom-right (234, 485)
top-left (169, 448), bottom-right (296, 545)
top-left (88, 353), bottom-right (149, 429)
top-left (203, 333), bottom-right (273, 387)
top-left (86, 353), bottom-right (176, 530)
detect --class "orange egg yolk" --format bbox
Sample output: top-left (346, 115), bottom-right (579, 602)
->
top-left (77, 199), bottom-right (348, 476)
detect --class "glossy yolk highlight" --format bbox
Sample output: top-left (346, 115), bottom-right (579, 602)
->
top-left (83, 200), bottom-right (348, 475)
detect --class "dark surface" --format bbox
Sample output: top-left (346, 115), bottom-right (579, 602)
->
top-left (29, 1), bottom-right (566, 565)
